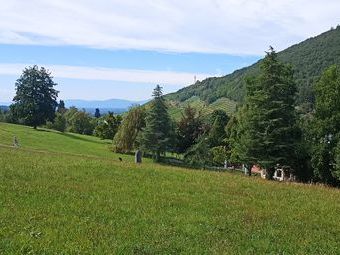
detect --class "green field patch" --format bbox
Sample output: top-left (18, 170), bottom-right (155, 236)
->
top-left (0, 123), bottom-right (340, 254)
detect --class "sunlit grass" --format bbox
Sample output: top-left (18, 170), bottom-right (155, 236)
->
top-left (0, 123), bottom-right (339, 254)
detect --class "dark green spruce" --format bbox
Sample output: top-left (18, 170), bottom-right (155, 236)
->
top-left (138, 85), bottom-right (173, 161)
top-left (231, 48), bottom-right (301, 178)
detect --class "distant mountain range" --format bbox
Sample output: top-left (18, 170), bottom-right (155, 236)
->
top-left (0, 105), bottom-right (9, 109)
top-left (64, 98), bottom-right (149, 114)
top-left (0, 99), bottom-right (149, 114)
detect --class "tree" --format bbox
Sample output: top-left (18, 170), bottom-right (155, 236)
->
top-left (57, 100), bottom-right (66, 114)
top-left (210, 110), bottom-right (229, 126)
top-left (310, 65), bottom-right (340, 185)
top-left (138, 85), bottom-right (173, 161)
top-left (0, 109), bottom-right (4, 123)
top-left (175, 105), bottom-right (204, 154)
top-left (235, 48), bottom-right (301, 178)
top-left (184, 135), bottom-right (212, 168)
top-left (10, 66), bottom-right (58, 129)
top-left (211, 146), bottom-right (228, 166)
top-left (227, 105), bottom-right (256, 175)
top-left (94, 112), bottom-right (121, 139)
top-left (207, 110), bottom-right (229, 148)
top-left (335, 142), bottom-right (340, 180)
top-left (113, 106), bottom-right (146, 153)
top-left (64, 106), bottom-right (78, 127)
top-left (68, 110), bottom-right (95, 135)
top-left (46, 112), bottom-right (66, 132)
top-left (94, 108), bottom-right (101, 118)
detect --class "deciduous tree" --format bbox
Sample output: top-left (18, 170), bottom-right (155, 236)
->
top-left (11, 66), bottom-right (58, 129)
top-left (176, 105), bottom-right (203, 154)
top-left (311, 65), bottom-right (340, 185)
top-left (113, 106), bottom-right (146, 153)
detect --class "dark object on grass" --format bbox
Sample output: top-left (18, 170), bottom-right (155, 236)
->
top-left (119, 157), bottom-right (122, 162)
top-left (135, 150), bottom-right (142, 164)
top-left (13, 136), bottom-right (19, 147)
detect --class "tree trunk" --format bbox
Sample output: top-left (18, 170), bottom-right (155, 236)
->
top-left (154, 151), bottom-right (161, 162)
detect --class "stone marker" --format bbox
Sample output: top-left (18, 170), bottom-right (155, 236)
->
top-left (13, 136), bottom-right (19, 147)
top-left (135, 150), bottom-right (142, 164)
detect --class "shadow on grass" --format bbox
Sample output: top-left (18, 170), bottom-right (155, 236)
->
top-left (34, 128), bottom-right (54, 133)
top-left (33, 127), bottom-right (103, 144)
top-left (58, 132), bottom-right (106, 145)
top-left (156, 156), bottom-right (240, 173)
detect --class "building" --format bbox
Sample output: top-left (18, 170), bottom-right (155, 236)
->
top-left (251, 164), bottom-right (295, 181)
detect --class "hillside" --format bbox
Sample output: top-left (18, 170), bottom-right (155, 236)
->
top-left (167, 26), bottom-right (340, 112)
top-left (167, 96), bottom-right (237, 120)
top-left (1, 122), bottom-right (340, 253)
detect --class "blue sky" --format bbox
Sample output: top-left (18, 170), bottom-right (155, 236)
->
top-left (0, 45), bottom-right (259, 101)
top-left (0, 0), bottom-right (339, 102)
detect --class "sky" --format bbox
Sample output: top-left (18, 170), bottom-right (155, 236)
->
top-left (0, 0), bottom-right (339, 102)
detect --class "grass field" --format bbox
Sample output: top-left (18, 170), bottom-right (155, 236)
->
top-left (1, 122), bottom-right (340, 254)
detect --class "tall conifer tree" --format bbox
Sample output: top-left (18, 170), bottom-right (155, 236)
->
top-left (236, 47), bottom-right (300, 178)
top-left (138, 85), bottom-right (172, 161)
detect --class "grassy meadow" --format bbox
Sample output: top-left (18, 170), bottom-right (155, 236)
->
top-left (0, 122), bottom-right (340, 254)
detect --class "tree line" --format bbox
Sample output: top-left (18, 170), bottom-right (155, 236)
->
top-left (0, 66), bottom-right (121, 140)
top-left (2, 51), bottom-right (340, 186)
top-left (113, 48), bottom-right (340, 186)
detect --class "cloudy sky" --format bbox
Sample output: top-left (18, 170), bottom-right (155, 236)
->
top-left (0, 0), bottom-right (339, 102)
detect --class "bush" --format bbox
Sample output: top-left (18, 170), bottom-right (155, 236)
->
top-left (68, 111), bottom-right (95, 135)
top-left (46, 113), bottom-right (67, 132)
top-left (94, 113), bottom-right (121, 140)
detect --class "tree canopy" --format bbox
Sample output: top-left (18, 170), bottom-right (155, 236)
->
top-left (175, 105), bottom-right (204, 154)
top-left (230, 48), bottom-right (301, 178)
top-left (310, 65), bottom-right (340, 185)
top-left (138, 85), bottom-right (173, 161)
top-left (113, 106), bottom-right (146, 153)
top-left (11, 66), bottom-right (59, 128)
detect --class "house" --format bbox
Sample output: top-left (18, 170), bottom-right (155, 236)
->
top-left (251, 165), bottom-right (266, 179)
top-left (273, 166), bottom-right (295, 182)
top-left (251, 164), bottom-right (295, 181)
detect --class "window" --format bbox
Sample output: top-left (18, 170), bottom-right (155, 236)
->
top-left (276, 170), bottom-right (282, 178)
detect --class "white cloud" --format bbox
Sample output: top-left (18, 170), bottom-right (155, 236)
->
top-left (0, 63), bottom-right (212, 85)
top-left (0, 0), bottom-right (339, 55)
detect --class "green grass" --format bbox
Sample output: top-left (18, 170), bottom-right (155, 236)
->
top-left (0, 123), bottom-right (145, 162)
top-left (1, 123), bottom-right (340, 254)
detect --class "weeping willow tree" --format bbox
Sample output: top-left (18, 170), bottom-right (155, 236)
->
top-left (112, 106), bottom-right (146, 153)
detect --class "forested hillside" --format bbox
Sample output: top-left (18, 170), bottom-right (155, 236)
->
top-left (167, 26), bottom-right (340, 108)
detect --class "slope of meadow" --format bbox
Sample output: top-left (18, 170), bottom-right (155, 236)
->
top-left (0, 123), bottom-right (339, 254)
